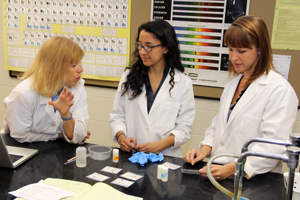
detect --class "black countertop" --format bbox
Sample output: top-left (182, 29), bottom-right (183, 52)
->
top-left (0, 134), bottom-right (286, 200)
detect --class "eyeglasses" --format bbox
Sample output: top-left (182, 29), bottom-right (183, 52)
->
top-left (135, 42), bottom-right (162, 52)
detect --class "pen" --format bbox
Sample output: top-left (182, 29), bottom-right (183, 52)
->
top-left (64, 159), bottom-right (76, 165)
top-left (64, 154), bottom-right (90, 165)
top-left (67, 156), bottom-right (76, 162)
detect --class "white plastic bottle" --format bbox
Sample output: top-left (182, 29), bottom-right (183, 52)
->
top-left (157, 165), bottom-right (163, 180)
top-left (76, 146), bottom-right (87, 168)
top-left (161, 166), bottom-right (168, 182)
top-left (113, 149), bottom-right (119, 163)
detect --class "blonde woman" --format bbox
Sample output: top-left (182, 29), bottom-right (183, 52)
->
top-left (2, 36), bottom-right (90, 143)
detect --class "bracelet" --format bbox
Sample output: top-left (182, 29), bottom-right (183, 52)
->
top-left (116, 133), bottom-right (125, 141)
top-left (61, 113), bottom-right (73, 121)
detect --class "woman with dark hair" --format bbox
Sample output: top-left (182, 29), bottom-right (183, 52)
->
top-left (110, 20), bottom-right (195, 157)
top-left (184, 15), bottom-right (298, 179)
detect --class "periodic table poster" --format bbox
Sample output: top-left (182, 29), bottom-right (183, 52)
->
top-left (151, 0), bottom-right (250, 87)
top-left (3, 0), bottom-right (131, 82)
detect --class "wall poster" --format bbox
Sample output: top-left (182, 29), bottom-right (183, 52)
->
top-left (151, 0), bottom-right (250, 87)
top-left (3, 0), bottom-right (131, 82)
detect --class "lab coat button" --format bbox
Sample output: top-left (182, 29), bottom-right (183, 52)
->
top-left (221, 142), bottom-right (224, 146)
top-left (51, 123), bottom-right (55, 127)
top-left (146, 127), bottom-right (149, 131)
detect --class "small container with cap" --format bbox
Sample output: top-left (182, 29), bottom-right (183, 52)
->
top-left (161, 166), bottom-right (168, 182)
top-left (157, 165), bottom-right (163, 180)
top-left (76, 146), bottom-right (87, 168)
top-left (113, 149), bottom-right (119, 163)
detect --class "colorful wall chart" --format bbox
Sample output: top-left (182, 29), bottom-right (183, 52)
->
top-left (151, 0), bottom-right (250, 87)
top-left (3, 0), bottom-right (131, 82)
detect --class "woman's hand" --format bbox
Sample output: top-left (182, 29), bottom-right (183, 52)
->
top-left (134, 141), bottom-right (160, 154)
top-left (81, 131), bottom-right (91, 142)
top-left (184, 148), bottom-right (205, 165)
top-left (117, 132), bottom-right (137, 152)
top-left (184, 145), bottom-right (212, 165)
top-left (134, 135), bottom-right (175, 154)
top-left (199, 162), bottom-right (236, 181)
top-left (57, 133), bottom-right (64, 139)
top-left (48, 87), bottom-right (74, 117)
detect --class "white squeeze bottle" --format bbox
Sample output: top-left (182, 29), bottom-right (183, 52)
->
top-left (161, 166), bottom-right (168, 182)
top-left (113, 149), bottom-right (119, 163)
top-left (76, 146), bottom-right (87, 167)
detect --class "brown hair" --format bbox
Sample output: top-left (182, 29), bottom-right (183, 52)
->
top-left (21, 36), bottom-right (84, 97)
top-left (224, 15), bottom-right (275, 86)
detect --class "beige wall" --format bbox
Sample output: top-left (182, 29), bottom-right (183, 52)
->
top-left (1, 2), bottom-right (300, 168)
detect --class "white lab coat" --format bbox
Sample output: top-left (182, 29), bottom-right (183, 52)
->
top-left (110, 68), bottom-right (196, 157)
top-left (1, 78), bottom-right (89, 144)
top-left (200, 70), bottom-right (298, 178)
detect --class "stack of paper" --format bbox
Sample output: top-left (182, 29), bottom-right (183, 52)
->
top-left (10, 178), bottom-right (142, 200)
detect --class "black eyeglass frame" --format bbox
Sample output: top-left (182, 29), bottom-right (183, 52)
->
top-left (135, 42), bottom-right (162, 52)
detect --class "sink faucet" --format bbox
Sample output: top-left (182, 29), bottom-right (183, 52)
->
top-left (241, 133), bottom-right (300, 154)
top-left (206, 133), bottom-right (300, 200)
top-left (234, 146), bottom-right (300, 200)
top-left (235, 133), bottom-right (300, 200)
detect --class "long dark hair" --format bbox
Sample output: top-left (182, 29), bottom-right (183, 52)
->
top-left (121, 19), bottom-right (184, 99)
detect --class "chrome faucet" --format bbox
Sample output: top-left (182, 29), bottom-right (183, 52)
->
top-left (241, 133), bottom-right (300, 154)
top-left (234, 133), bottom-right (300, 200)
top-left (206, 133), bottom-right (300, 200)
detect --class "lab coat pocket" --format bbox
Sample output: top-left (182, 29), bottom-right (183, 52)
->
top-left (238, 114), bottom-right (261, 143)
top-left (155, 102), bottom-right (180, 129)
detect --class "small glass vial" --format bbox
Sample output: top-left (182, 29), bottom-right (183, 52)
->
top-left (76, 146), bottom-right (86, 168)
top-left (113, 149), bottom-right (119, 163)
top-left (161, 166), bottom-right (168, 182)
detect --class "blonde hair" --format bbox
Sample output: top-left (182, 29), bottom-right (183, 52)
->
top-left (224, 15), bottom-right (274, 87)
top-left (22, 36), bottom-right (84, 97)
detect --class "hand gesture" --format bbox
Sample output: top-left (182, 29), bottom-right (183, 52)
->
top-left (183, 148), bottom-right (206, 165)
top-left (118, 136), bottom-right (137, 152)
top-left (134, 142), bottom-right (160, 154)
top-left (48, 87), bottom-right (74, 116)
top-left (81, 131), bottom-right (91, 142)
top-left (199, 162), bottom-right (235, 181)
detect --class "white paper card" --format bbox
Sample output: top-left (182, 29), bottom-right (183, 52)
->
top-left (120, 172), bottom-right (143, 181)
top-left (9, 182), bottom-right (73, 200)
top-left (162, 162), bottom-right (181, 170)
top-left (101, 166), bottom-right (122, 174)
top-left (111, 178), bottom-right (134, 188)
top-left (86, 172), bottom-right (110, 182)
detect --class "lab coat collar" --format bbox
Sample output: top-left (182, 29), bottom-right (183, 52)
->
top-left (226, 72), bottom-right (269, 127)
top-left (149, 68), bottom-right (181, 115)
top-left (40, 95), bottom-right (57, 122)
top-left (137, 86), bottom-right (149, 123)
top-left (256, 70), bottom-right (271, 85)
top-left (222, 74), bottom-right (243, 123)
top-left (137, 68), bottom-right (181, 121)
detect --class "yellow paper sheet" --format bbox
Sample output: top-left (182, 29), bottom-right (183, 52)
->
top-left (42, 178), bottom-right (142, 200)
top-left (271, 0), bottom-right (300, 50)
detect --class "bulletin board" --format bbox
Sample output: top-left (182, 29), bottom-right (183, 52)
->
top-left (249, 0), bottom-right (300, 107)
top-left (4, 0), bottom-right (300, 107)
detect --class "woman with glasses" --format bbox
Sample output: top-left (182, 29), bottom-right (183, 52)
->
top-left (184, 15), bottom-right (298, 180)
top-left (110, 20), bottom-right (195, 157)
